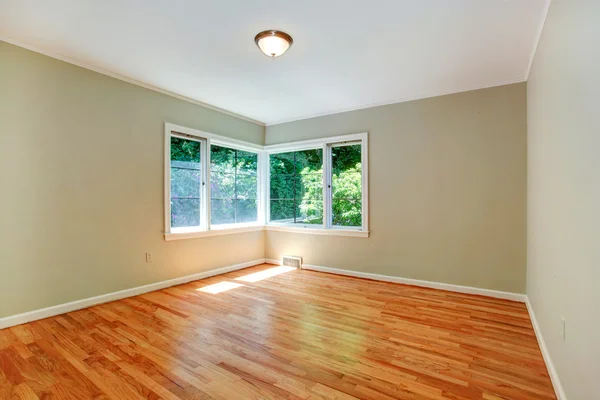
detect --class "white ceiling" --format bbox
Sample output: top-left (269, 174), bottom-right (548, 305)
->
top-left (1, 0), bottom-right (549, 125)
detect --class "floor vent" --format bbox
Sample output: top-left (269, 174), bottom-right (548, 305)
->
top-left (282, 256), bottom-right (302, 268)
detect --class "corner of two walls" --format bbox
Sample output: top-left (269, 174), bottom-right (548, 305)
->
top-left (526, 1), bottom-right (600, 398)
top-left (0, 42), bottom-right (266, 318)
top-left (0, 40), bottom-right (528, 322)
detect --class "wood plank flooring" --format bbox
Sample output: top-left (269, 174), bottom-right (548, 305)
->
top-left (0, 264), bottom-right (556, 399)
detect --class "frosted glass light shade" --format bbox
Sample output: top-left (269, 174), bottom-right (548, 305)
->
top-left (254, 30), bottom-right (293, 58)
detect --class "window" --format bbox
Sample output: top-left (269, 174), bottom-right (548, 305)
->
top-left (266, 132), bottom-right (368, 234)
top-left (269, 149), bottom-right (323, 225)
top-left (165, 124), bottom-right (263, 239)
top-left (170, 135), bottom-right (205, 230)
top-left (330, 143), bottom-right (362, 227)
top-left (211, 145), bottom-right (258, 225)
top-left (165, 123), bottom-right (368, 240)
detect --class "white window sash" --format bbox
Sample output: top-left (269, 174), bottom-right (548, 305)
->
top-left (164, 122), bottom-right (368, 239)
top-left (265, 132), bottom-right (368, 233)
top-left (165, 123), bottom-right (264, 235)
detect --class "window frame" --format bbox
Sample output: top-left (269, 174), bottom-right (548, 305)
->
top-left (265, 132), bottom-right (369, 237)
top-left (266, 145), bottom-right (324, 228)
top-left (164, 123), bottom-right (265, 240)
top-left (164, 123), bottom-right (368, 240)
top-left (210, 144), bottom-right (261, 227)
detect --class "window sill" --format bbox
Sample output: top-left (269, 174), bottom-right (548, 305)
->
top-left (265, 225), bottom-right (369, 238)
top-left (164, 224), bottom-right (370, 240)
top-left (164, 224), bottom-right (264, 241)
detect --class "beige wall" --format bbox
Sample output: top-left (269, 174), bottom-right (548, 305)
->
top-left (527, 1), bottom-right (600, 399)
top-left (266, 83), bottom-right (527, 293)
top-left (0, 42), bottom-right (265, 318)
top-left (0, 41), bottom-right (529, 320)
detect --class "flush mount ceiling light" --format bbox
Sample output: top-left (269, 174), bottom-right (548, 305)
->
top-left (254, 30), bottom-right (293, 58)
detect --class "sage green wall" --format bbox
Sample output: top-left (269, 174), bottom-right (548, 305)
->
top-left (527, 1), bottom-right (600, 398)
top-left (0, 42), bottom-right (265, 318)
top-left (265, 83), bottom-right (527, 293)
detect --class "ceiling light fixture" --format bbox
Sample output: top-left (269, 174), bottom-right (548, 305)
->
top-left (254, 30), bottom-right (293, 58)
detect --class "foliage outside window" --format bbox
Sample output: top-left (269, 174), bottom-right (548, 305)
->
top-left (268, 143), bottom-right (363, 228)
top-left (270, 149), bottom-right (323, 224)
top-left (332, 144), bottom-right (362, 227)
top-left (211, 145), bottom-right (258, 225)
top-left (166, 123), bottom-right (367, 239)
top-left (170, 136), bottom-right (202, 228)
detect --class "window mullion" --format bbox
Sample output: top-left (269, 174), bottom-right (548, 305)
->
top-left (293, 152), bottom-right (297, 224)
top-left (323, 143), bottom-right (331, 229)
top-left (261, 152), bottom-right (268, 225)
top-left (234, 150), bottom-right (238, 224)
top-left (204, 138), bottom-right (210, 231)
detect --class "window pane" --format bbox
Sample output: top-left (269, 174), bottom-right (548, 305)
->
top-left (171, 166), bottom-right (201, 198)
top-left (297, 200), bottom-right (323, 225)
top-left (210, 172), bottom-right (235, 199)
top-left (270, 200), bottom-right (295, 222)
top-left (211, 145), bottom-right (235, 174)
top-left (171, 198), bottom-right (201, 228)
top-left (297, 173), bottom-right (323, 200)
top-left (211, 199), bottom-right (235, 225)
top-left (270, 175), bottom-right (295, 199)
top-left (269, 148), bottom-right (324, 224)
top-left (236, 175), bottom-right (257, 199)
top-left (332, 144), bottom-right (362, 227)
top-left (170, 137), bottom-right (201, 229)
top-left (236, 199), bottom-right (258, 223)
top-left (236, 150), bottom-right (258, 175)
top-left (296, 149), bottom-right (322, 174)
top-left (210, 145), bottom-right (258, 225)
top-left (171, 137), bottom-right (201, 163)
top-left (270, 152), bottom-right (295, 175)
top-left (332, 144), bottom-right (362, 174)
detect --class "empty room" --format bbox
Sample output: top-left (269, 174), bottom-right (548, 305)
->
top-left (0, 0), bottom-right (598, 399)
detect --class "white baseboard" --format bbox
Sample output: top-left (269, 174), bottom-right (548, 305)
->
top-left (265, 259), bottom-right (526, 302)
top-left (1, 258), bottom-right (562, 399)
top-left (0, 258), bottom-right (266, 330)
top-left (525, 298), bottom-right (568, 400)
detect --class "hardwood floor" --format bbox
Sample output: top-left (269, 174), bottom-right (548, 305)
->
top-left (0, 264), bottom-right (555, 400)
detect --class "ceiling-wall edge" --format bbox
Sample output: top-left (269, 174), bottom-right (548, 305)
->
top-left (0, 37), bottom-right (267, 127)
top-left (265, 78), bottom-right (527, 127)
top-left (2, 36), bottom-right (532, 129)
top-left (525, 0), bottom-right (552, 80)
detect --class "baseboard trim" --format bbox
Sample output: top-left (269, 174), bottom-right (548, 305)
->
top-left (525, 298), bottom-right (568, 400)
top-left (266, 259), bottom-right (526, 302)
top-left (0, 258), bottom-right (266, 330)
top-left (2, 258), bottom-right (562, 399)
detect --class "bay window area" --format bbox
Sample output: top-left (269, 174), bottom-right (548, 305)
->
top-left (265, 134), bottom-right (367, 235)
top-left (164, 123), bottom-right (368, 240)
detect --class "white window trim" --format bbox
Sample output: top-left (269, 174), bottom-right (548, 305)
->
top-left (264, 132), bottom-right (369, 235)
top-left (165, 123), bottom-right (265, 240)
top-left (164, 123), bottom-right (369, 240)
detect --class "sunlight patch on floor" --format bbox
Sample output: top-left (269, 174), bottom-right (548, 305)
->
top-left (197, 281), bottom-right (244, 294)
top-left (235, 266), bottom-right (296, 283)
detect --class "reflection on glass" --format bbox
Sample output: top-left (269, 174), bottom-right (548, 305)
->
top-left (170, 137), bottom-right (201, 228)
top-left (210, 145), bottom-right (258, 225)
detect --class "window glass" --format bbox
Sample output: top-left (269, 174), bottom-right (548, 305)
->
top-left (211, 145), bottom-right (258, 225)
top-left (270, 149), bottom-right (323, 224)
top-left (331, 144), bottom-right (362, 227)
top-left (170, 137), bottom-right (202, 228)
